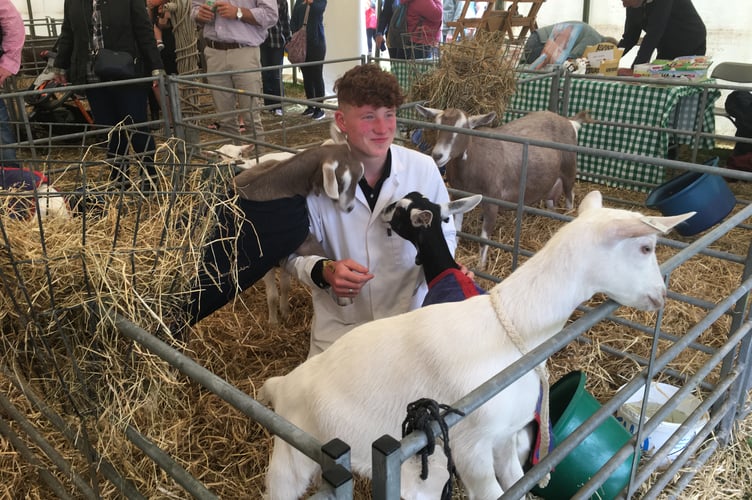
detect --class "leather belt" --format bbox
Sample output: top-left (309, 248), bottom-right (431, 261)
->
top-left (204, 39), bottom-right (244, 50)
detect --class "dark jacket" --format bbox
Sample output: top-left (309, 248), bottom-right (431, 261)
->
top-left (618, 0), bottom-right (706, 66)
top-left (290, 0), bottom-right (326, 49)
top-left (54, 0), bottom-right (163, 85)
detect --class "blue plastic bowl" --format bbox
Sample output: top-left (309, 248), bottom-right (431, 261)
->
top-left (645, 158), bottom-right (736, 236)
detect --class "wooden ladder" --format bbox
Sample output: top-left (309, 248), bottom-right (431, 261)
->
top-left (446, 0), bottom-right (545, 43)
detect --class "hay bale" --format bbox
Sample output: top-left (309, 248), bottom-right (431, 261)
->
top-left (409, 30), bottom-right (521, 127)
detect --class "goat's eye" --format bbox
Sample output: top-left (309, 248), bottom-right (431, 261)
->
top-left (641, 244), bottom-right (653, 255)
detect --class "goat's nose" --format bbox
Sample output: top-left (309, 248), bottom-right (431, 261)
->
top-left (649, 286), bottom-right (667, 309)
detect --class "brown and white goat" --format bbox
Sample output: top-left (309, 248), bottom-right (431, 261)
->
top-left (207, 124), bottom-right (351, 325)
top-left (415, 105), bottom-right (592, 269)
top-left (183, 144), bottom-right (364, 329)
top-left (259, 190), bottom-right (693, 500)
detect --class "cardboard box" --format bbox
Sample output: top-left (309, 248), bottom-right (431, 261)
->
top-left (633, 56), bottom-right (712, 82)
top-left (583, 43), bottom-right (624, 76)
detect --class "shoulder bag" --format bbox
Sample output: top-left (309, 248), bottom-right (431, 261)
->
top-left (286, 4), bottom-right (310, 64)
top-left (93, 48), bottom-right (138, 80)
top-left (386, 0), bottom-right (408, 50)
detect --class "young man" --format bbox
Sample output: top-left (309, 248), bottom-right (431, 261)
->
top-left (284, 64), bottom-right (461, 357)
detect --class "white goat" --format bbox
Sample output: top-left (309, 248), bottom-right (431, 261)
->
top-left (259, 190), bottom-right (693, 500)
top-left (382, 191), bottom-right (538, 487)
top-left (415, 105), bottom-right (592, 269)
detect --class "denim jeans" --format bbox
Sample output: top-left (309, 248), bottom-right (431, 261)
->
top-left (260, 45), bottom-right (285, 109)
top-left (0, 97), bottom-right (18, 163)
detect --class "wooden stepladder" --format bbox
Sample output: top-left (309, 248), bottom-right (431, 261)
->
top-left (445, 0), bottom-right (545, 43)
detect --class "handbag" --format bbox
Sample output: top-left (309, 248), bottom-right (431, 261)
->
top-left (93, 48), bottom-right (137, 81)
top-left (386, 0), bottom-right (408, 50)
top-left (286, 4), bottom-right (310, 64)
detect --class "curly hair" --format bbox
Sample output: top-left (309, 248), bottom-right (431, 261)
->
top-left (334, 64), bottom-right (405, 109)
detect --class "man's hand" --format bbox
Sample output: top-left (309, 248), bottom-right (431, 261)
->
top-left (195, 2), bottom-right (216, 23)
top-left (458, 263), bottom-right (475, 281)
top-left (52, 70), bottom-right (68, 85)
top-left (0, 68), bottom-right (12, 86)
top-left (213, 1), bottom-right (240, 19)
top-left (324, 259), bottom-right (374, 299)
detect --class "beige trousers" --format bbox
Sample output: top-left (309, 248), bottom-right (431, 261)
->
top-left (204, 45), bottom-right (263, 137)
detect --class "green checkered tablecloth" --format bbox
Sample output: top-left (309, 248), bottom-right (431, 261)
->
top-left (509, 76), bottom-right (721, 191)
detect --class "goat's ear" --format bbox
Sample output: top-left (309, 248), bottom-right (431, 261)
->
top-left (320, 159), bottom-right (340, 200)
top-left (415, 104), bottom-right (441, 120)
top-left (578, 190), bottom-right (603, 214)
top-left (442, 194), bottom-right (482, 218)
top-left (410, 209), bottom-right (433, 228)
top-left (328, 122), bottom-right (347, 144)
top-left (640, 212), bottom-right (696, 234)
top-left (468, 112), bottom-right (496, 129)
top-left (239, 144), bottom-right (255, 159)
top-left (607, 211), bottom-right (696, 240)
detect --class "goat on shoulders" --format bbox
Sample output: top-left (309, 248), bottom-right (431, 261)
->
top-left (181, 144), bottom-right (364, 331)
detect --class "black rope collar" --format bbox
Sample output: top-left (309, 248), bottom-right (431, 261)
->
top-left (402, 398), bottom-right (465, 500)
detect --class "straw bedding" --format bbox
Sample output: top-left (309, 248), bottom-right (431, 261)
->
top-left (0, 117), bottom-right (750, 498)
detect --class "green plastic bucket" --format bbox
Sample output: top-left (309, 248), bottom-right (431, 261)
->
top-left (533, 371), bottom-right (638, 500)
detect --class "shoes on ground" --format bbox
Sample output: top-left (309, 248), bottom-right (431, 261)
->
top-left (273, 108), bottom-right (283, 116)
top-left (302, 106), bottom-right (315, 116)
top-left (311, 108), bottom-right (325, 120)
top-left (726, 151), bottom-right (752, 173)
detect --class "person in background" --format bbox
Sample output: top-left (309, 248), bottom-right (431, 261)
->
top-left (290, 0), bottom-right (327, 121)
top-left (260, 0), bottom-right (291, 116)
top-left (524, 21), bottom-right (617, 65)
top-left (377, 0), bottom-right (441, 61)
top-left (365, 1), bottom-right (377, 56)
top-left (0, 0), bottom-right (24, 165)
top-left (53, 0), bottom-right (165, 186)
top-left (617, 0), bottom-right (706, 67)
top-left (149, 0), bottom-right (178, 75)
top-left (441, 0), bottom-right (462, 42)
top-left (403, 0), bottom-right (442, 59)
top-left (283, 64), bottom-right (467, 358)
top-left (191, 0), bottom-right (278, 140)
top-left (146, 0), bottom-right (177, 126)
top-left (375, 0), bottom-right (401, 59)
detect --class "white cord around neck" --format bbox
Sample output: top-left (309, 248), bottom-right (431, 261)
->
top-left (490, 290), bottom-right (551, 488)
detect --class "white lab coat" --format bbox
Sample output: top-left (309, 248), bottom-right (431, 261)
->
top-left (285, 144), bottom-right (457, 357)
